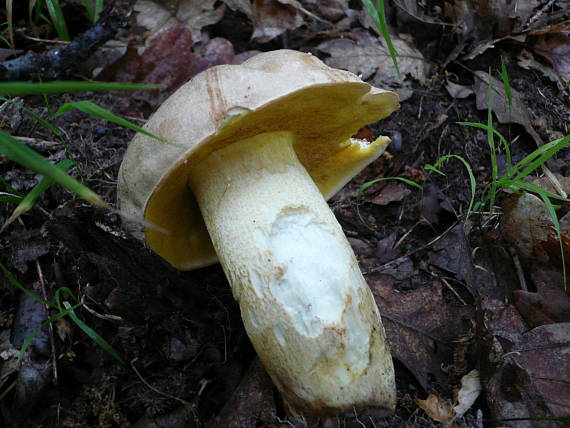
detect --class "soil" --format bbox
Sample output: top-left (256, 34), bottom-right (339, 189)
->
top-left (1, 2), bottom-right (569, 428)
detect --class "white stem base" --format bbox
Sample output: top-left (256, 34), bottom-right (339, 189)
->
top-left (188, 131), bottom-right (395, 417)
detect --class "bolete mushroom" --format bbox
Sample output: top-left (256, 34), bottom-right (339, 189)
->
top-left (118, 50), bottom-right (399, 418)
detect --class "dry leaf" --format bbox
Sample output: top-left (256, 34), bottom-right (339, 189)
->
top-left (445, 80), bottom-right (474, 99)
top-left (501, 176), bottom-right (570, 266)
top-left (533, 32), bottom-right (570, 82)
top-left (518, 49), bottom-right (566, 90)
top-left (134, 0), bottom-right (225, 43)
top-left (370, 182), bottom-right (412, 206)
top-left (417, 394), bottom-right (454, 423)
top-left (480, 299), bottom-right (570, 425)
top-left (453, 370), bottom-right (481, 418)
top-left (223, 0), bottom-right (305, 42)
top-left (99, 25), bottom-right (236, 108)
top-left (369, 276), bottom-right (474, 389)
top-left (318, 30), bottom-right (429, 101)
top-left (473, 71), bottom-right (545, 146)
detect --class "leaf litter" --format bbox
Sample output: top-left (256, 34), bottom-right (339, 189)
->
top-left (1, 1), bottom-right (570, 426)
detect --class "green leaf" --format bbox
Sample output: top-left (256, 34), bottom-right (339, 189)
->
top-left (62, 301), bottom-right (126, 365)
top-left (0, 192), bottom-right (22, 203)
top-left (55, 101), bottom-right (179, 147)
top-left (45, 0), bottom-right (70, 41)
top-left (0, 130), bottom-right (107, 207)
top-left (0, 96), bottom-right (63, 136)
top-left (361, 0), bottom-right (401, 80)
top-left (1, 159), bottom-right (74, 233)
top-left (18, 301), bottom-right (83, 361)
top-left (426, 154), bottom-right (477, 218)
top-left (0, 81), bottom-right (159, 96)
top-left (358, 176), bottom-right (422, 195)
top-left (0, 262), bottom-right (55, 309)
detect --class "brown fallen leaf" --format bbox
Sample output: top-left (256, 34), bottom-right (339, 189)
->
top-left (473, 71), bottom-right (544, 146)
top-left (513, 267), bottom-right (570, 328)
top-left (533, 32), bottom-right (570, 82)
top-left (223, 0), bottom-right (305, 42)
top-left (134, 0), bottom-right (225, 43)
top-left (445, 80), bottom-right (474, 99)
top-left (417, 394), bottom-right (454, 424)
top-left (501, 176), bottom-right (570, 267)
top-left (318, 29), bottom-right (429, 101)
top-left (453, 370), bottom-right (481, 418)
top-left (479, 298), bottom-right (570, 425)
top-left (518, 49), bottom-right (566, 90)
top-left (369, 275), bottom-right (474, 389)
top-left (370, 182), bottom-right (412, 206)
top-left (99, 25), bottom-right (235, 108)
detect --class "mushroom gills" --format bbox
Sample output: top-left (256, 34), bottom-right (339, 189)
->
top-left (187, 130), bottom-right (395, 416)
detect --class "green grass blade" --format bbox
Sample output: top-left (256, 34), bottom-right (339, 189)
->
top-left (359, 176), bottom-right (422, 195)
top-left (81, 0), bottom-right (95, 23)
top-left (18, 301), bottom-right (83, 361)
top-left (0, 262), bottom-right (55, 309)
top-left (361, 0), bottom-right (401, 80)
top-left (503, 137), bottom-right (568, 180)
top-left (0, 96), bottom-right (63, 137)
top-left (0, 193), bottom-right (22, 203)
top-left (426, 154), bottom-right (477, 218)
top-left (62, 301), bottom-right (126, 365)
top-left (0, 81), bottom-right (159, 96)
top-left (499, 56), bottom-right (512, 108)
top-left (1, 159), bottom-right (74, 232)
top-left (0, 130), bottom-right (107, 207)
top-left (510, 134), bottom-right (570, 182)
top-left (55, 101), bottom-right (177, 146)
top-left (508, 180), bottom-right (568, 202)
top-left (457, 121), bottom-right (511, 170)
top-left (94, 0), bottom-right (103, 22)
top-left (486, 68), bottom-right (498, 212)
top-left (45, 0), bottom-right (70, 41)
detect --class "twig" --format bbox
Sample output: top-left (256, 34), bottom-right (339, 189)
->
top-left (130, 358), bottom-right (191, 406)
top-left (507, 246), bottom-right (528, 291)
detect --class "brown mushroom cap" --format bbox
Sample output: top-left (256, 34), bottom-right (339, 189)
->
top-left (118, 50), bottom-right (399, 269)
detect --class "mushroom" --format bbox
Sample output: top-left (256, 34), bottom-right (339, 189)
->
top-left (118, 50), bottom-right (399, 418)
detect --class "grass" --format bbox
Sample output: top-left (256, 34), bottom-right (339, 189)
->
top-left (361, 0), bottom-right (401, 80)
top-left (0, 81), bottom-right (165, 211)
top-left (0, 262), bottom-right (125, 364)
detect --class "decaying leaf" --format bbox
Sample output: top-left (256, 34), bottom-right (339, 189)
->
top-left (501, 176), bottom-right (570, 266)
top-left (514, 268), bottom-right (570, 328)
top-left (518, 49), bottom-right (566, 90)
top-left (0, 330), bottom-right (20, 391)
top-left (302, 0), bottom-right (348, 22)
top-left (418, 370), bottom-right (482, 423)
top-left (99, 25), bottom-right (236, 108)
top-left (369, 275), bottom-right (474, 389)
top-left (533, 32), bottom-right (570, 82)
top-left (473, 70), bottom-right (546, 147)
top-left (444, 0), bottom-right (540, 40)
top-left (370, 182), bottom-right (411, 206)
top-left (134, 0), bottom-right (225, 43)
top-left (418, 395), bottom-right (454, 423)
top-left (223, 0), bottom-right (305, 42)
top-left (445, 80), bottom-right (474, 99)
top-left (453, 370), bottom-right (481, 418)
top-left (480, 298), bottom-right (570, 425)
top-left (318, 30), bottom-right (429, 101)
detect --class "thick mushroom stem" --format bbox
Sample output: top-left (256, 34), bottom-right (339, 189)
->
top-left (188, 131), bottom-right (396, 417)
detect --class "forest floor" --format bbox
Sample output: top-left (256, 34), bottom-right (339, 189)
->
top-left (0, 1), bottom-right (569, 427)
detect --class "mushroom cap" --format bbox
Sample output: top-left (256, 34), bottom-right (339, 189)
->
top-left (118, 50), bottom-right (399, 270)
